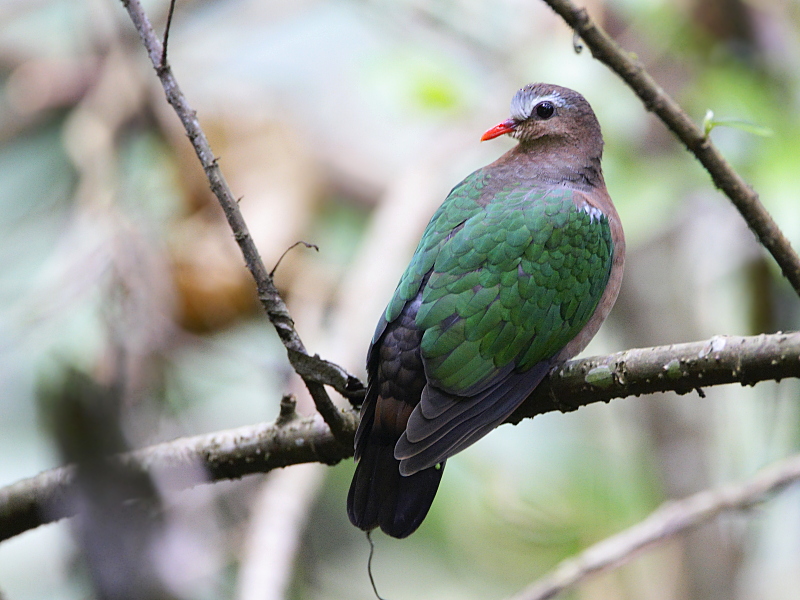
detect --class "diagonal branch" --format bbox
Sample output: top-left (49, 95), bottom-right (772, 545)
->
top-left (541, 0), bottom-right (800, 298)
top-left (118, 0), bottom-right (364, 443)
top-left (2, 331), bottom-right (797, 542)
top-left (506, 451), bottom-right (800, 600)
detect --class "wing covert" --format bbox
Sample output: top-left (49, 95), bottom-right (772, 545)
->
top-left (416, 185), bottom-right (613, 396)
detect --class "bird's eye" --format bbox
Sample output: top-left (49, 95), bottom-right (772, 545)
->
top-left (534, 101), bottom-right (555, 119)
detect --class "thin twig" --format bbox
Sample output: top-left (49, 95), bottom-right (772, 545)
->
top-left (541, 0), bottom-right (800, 298)
top-left (119, 0), bottom-right (362, 442)
top-left (507, 451), bottom-right (800, 600)
top-left (159, 0), bottom-right (177, 69)
top-left (270, 241), bottom-right (320, 278)
top-left (2, 331), bottom-right (798, 542)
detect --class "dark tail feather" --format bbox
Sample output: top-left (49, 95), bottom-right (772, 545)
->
top-left (347, 441), bottom-right (445, 538)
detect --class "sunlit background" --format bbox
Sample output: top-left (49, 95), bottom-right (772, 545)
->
top-left (1, 0), bottom-right (800, 598)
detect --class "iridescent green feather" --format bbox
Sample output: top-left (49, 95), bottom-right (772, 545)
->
top-left (380, 168), bottom-right (613, 396)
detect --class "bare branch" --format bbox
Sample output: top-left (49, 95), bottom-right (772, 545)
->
top-left (2, 331), bottom-right (797, 542)
top-left (540, 0), bottom-right (800, 298)
top-left (0, 410), bottom-right (357, 543)
top-left (512, 331), bottom-right (800, 422)
top-left (118, 0), bottom-right (363, 441)
top-left (506, 451), bottom-right (800, 600)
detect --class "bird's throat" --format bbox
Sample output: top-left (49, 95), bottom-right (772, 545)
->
top-left (493, 143), bottom-right (604, 190)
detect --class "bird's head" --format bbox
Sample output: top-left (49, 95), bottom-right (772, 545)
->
top-left (481, 83), bottom-right (603, 156)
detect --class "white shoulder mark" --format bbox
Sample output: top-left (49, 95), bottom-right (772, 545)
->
top-left (581, 204), bottom-right (605, 223)
top-left (570, 189), bottom-right (608, 224)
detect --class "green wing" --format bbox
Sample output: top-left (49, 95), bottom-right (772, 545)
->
top-left (379, 170), bottom-right (613, 395)
top-left (373, 168), bottom-right (614, 474)
top-left (419, 183), bottom-right (612, 393)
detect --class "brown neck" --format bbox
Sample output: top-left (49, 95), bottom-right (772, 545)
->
top-left (489, 138), bottom-right (604, 190)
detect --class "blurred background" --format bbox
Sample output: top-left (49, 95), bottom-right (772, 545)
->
top-left (1, 0), bottom-right (800, 598)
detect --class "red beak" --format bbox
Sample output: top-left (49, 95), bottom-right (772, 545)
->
top-left (480, 118), bottom-right (517, 141)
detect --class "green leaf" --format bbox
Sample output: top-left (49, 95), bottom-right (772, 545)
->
top-left (703, 109), bottom-right (773, 138)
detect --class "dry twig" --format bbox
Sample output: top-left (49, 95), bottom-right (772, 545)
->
top-left (507, 452), bottom-right (800, 600)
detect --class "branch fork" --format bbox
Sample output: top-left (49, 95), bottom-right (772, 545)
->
top-left (120, 0), bottom-right (360, 443)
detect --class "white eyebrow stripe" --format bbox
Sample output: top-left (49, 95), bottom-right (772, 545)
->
top-left (534, 93), bottom-right (566, 107)
top-left (510, 91), bottom-right (568, 120)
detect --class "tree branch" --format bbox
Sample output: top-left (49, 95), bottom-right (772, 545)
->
top-left (541, 0), bottom-right (800, 298)
top-left (118, 0), bottom-right (364, 443)
top-left (506, 451), bottom-right (800, 600)
top-left (511, 331), bottom-right (800, 422)
top-left (0, 409), bottom-right (357, 543)
top-left (2, 331), bottom-right (797, 542)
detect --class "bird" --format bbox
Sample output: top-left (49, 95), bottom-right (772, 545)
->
top-left (347, 83), bottom-right (625, 539)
